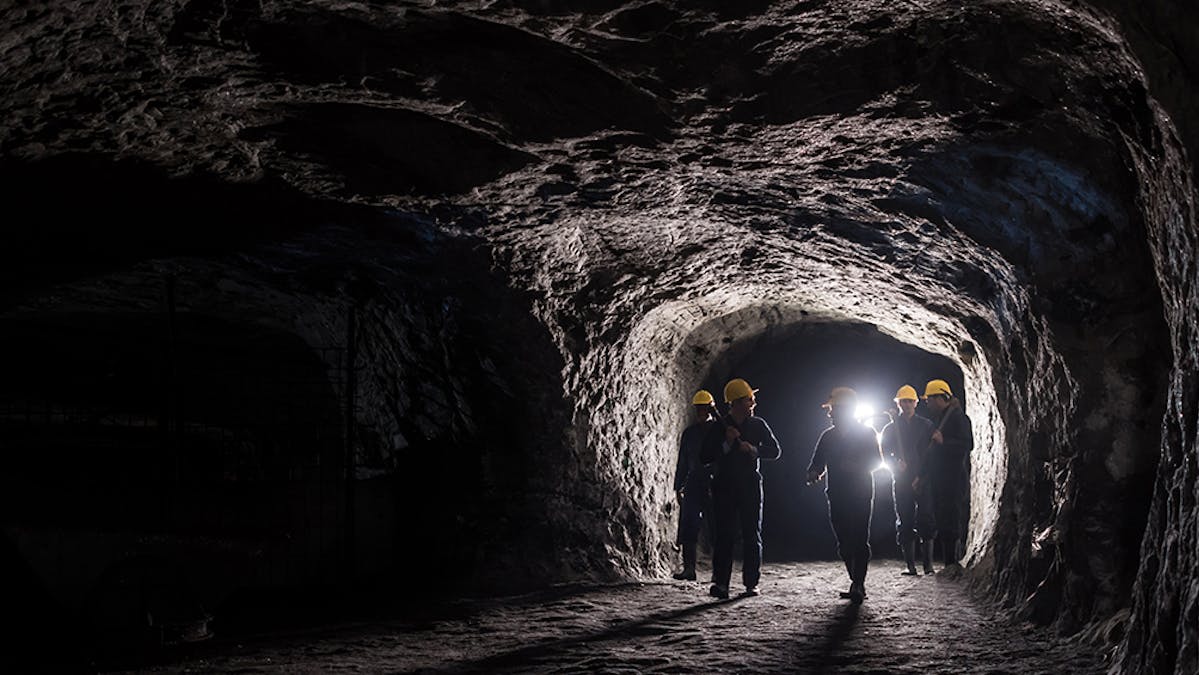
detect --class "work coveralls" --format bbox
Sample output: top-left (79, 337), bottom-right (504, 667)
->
top-left (808, 421), bottom-right (884, 587)
top-left (880, 413), bottom-right (936, 548)
top-left (925, 405), bottom-right (973, 565)
top-left (674, 420), bottom-right (716, 572)
top-left (701, 413), bottom-right (781, 591)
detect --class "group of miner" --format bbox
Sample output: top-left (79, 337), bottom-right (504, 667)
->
top-left (671, 378), bottom-right (973, 602)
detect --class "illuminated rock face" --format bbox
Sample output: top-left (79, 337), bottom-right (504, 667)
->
top-left (0, 0), bottom-right (1195, 671)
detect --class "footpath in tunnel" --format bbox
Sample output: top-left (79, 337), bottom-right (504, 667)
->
top-left (156, 561), bottom-right (1108, 673)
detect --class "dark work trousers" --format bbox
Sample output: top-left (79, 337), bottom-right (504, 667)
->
top-left (829, 490), bottom-right (873, 584)
top-left (931, 466), bottom-right (962, 564)
top-left (710, 475), bottom-right (763, 590)
top-left (678, 486), bottom-right (710, 570)
top-left (894, 473), bottom-right (936, 545)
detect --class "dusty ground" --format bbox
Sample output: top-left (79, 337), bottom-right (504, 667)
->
top-left (144, 561), bottom-right (1108, 674)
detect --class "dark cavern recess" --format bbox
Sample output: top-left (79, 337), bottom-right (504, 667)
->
top-left (1, 0), bottom-right (1196, 671)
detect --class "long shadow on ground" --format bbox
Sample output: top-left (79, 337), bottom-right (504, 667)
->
top-left (432, 595), bottom-right (750, 673)
top-left (807, 601), bottom-right (863, 675)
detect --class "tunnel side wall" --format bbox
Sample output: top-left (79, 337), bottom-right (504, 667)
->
top-left (1116, 99), bottom-right (1199, 675)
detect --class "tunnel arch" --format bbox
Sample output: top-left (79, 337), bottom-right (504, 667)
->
top-left (480, 2), bottom-right (1179, 642)
top-left (615, 287), bottom-right (1006, 573)
top-left (694, 319), bottom-right (969, 561)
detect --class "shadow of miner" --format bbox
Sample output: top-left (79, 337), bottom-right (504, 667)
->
top-left (807, 601), bottom-right (863, 674)
top-left (441, 597), bottom-right (748, 672)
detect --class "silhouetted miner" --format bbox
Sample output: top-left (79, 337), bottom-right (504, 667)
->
top-left (920, 379), bottom-right (974, 572)
top-left (880, 385), bottom-right (936, 575)
top-left (701, 378), bottom-right (780, 599)
top-left (807, 387), bottom-right (884, 602)
top-left (672, 389), bottom-right (719, 581)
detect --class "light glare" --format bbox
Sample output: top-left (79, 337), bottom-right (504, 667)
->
top-left (854, 402), bottom-right (874, 421)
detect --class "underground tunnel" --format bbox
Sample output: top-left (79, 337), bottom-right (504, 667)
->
top-left (691, 320), bottom-right (967, 563)
top-left (1, 0), bottom-right (1197, 672)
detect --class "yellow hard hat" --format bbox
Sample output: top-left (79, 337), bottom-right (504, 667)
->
top-left (691, 390), bottom-right (715, 406)
top-left (723, 378), bottom-right (759, 403)
top-left (823, 386), bottom-right (857, 409)
top-left (923, 379), bottom-right (953, 398)
top-left (895, 385), bottom-right (918, 401)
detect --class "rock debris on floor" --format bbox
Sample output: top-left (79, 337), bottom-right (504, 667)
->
top-left (153, 561), bottom-right (1108, 674)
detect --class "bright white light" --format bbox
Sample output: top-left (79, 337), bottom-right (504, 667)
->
top-left (854, 402), bottom-right (874, 421)
top-left (874, 461), bottom-right (891, 473)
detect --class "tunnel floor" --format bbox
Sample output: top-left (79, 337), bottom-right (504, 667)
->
top-left (149, 562), bottom-right (1107, 673)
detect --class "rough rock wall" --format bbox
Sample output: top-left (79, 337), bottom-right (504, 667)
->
top-left (0, 0), bottom-right (1194, 669)
top-left (1083, 0), bottom-right (1199, 177)
top-left (1116, 99), bottom-right (1199, 674)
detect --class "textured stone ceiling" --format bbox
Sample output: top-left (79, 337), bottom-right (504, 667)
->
top-left (1, 1), bottom-right (1197, 672)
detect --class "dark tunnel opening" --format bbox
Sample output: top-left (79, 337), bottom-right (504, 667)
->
top-left (700, 322), bottom-right (964, 564)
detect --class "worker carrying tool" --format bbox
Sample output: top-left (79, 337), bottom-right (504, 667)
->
top-left (701, 378), bottom-right (780, 599)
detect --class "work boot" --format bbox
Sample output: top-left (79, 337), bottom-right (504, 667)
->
top-left (847, 581), bottom-right (865, 603)
top-left (709, 584), bottom-right (729, 599)
top-left (902, 540), bottom-right (918, 575)
top-left (673, 547), bottom-right (697, 580)
top-left (922, 540), bottom-right (935, 575)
